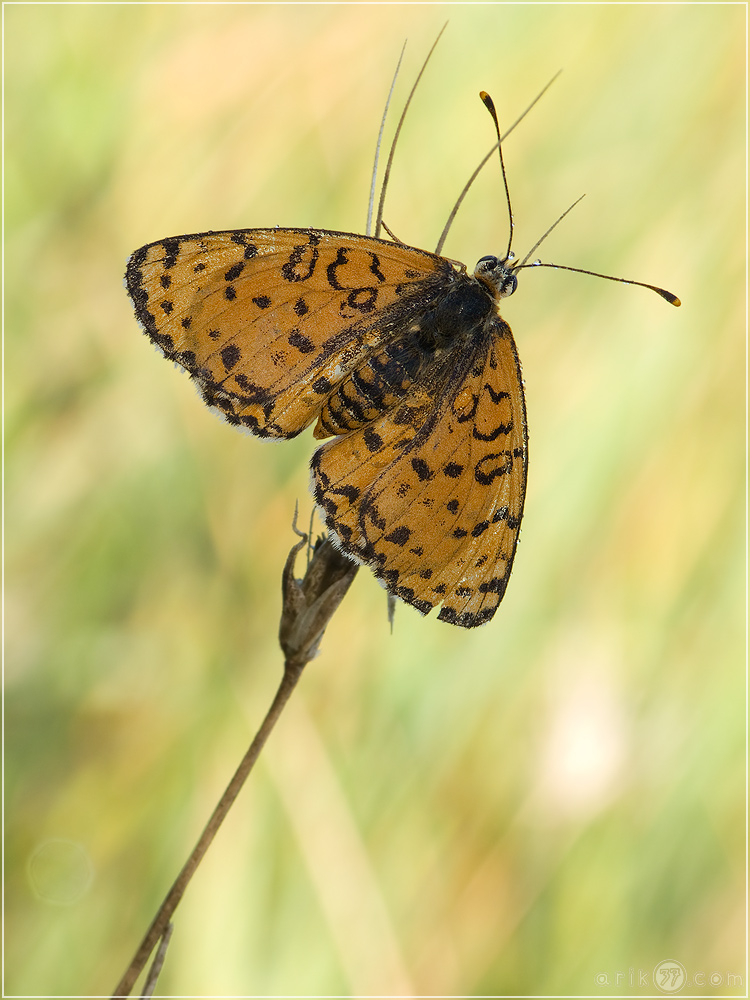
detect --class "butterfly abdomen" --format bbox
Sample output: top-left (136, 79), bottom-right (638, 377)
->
top-left (314, 339), bottom-right (427, 439)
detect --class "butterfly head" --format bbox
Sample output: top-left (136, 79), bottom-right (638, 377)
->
top-left (473, 254), bottom-right (519, 300)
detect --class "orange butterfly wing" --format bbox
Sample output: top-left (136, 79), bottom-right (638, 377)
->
top-left (126, 227), bottom-right (528, 628)
top-left (126, 229), bottom-right (451, 438)
top-left (311, 315), bottom-right (527, 627)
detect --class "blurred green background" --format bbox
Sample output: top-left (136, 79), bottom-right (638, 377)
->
top-left (5, 5), bottom-right (744, 997)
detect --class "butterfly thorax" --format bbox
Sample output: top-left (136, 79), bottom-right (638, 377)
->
top-left (313, 273), bottom-right (496, 440)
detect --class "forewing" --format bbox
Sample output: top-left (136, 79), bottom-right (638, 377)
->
top-left (126, 228), bottom-right (450, 438)
top-left (312, 316), bottom-right (528, 627)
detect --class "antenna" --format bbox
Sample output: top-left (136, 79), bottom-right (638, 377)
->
top-left (367, 41), bottom-right (406, 237)
top-left (373, 23), bottom-right (448, 240)
top-left (478, 92), bottom-right (514, 262)
top-left (515, 194), bottom-right (587, 268)
top-left (517, 260), bottom-right (681, 306)
top-left (479, 91), bottom-right (681, 307)
top-left (434, 70), bottom-right (561, 256)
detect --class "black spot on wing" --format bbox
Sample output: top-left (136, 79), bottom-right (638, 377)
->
top-left (384, 526), bottom-right (410, 546)
top-left (221, 344), bottom-right (241, 370)
top-left (288, 330), bottom-right (316, 354)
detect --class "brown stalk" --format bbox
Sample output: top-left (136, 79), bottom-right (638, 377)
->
top-left (110, 523), bottom-right (358, 998)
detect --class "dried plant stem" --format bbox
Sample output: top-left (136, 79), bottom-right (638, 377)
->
top-left (111, 657), bottom-right (306, 998)
top-left (140, 922), bottom-right (173, 999)
top-left (110, 527), bottom-right (357, 997)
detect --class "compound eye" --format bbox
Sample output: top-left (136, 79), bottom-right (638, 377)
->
top-left (476, 255), bottom-right (498, 268)
top-left (500, 272), bottom-right (518, 297)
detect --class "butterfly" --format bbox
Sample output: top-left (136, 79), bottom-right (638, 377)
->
top-left (126, 58), bottom-right (679, 630)
top-left (126, 223), bottom-right (526, 628)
